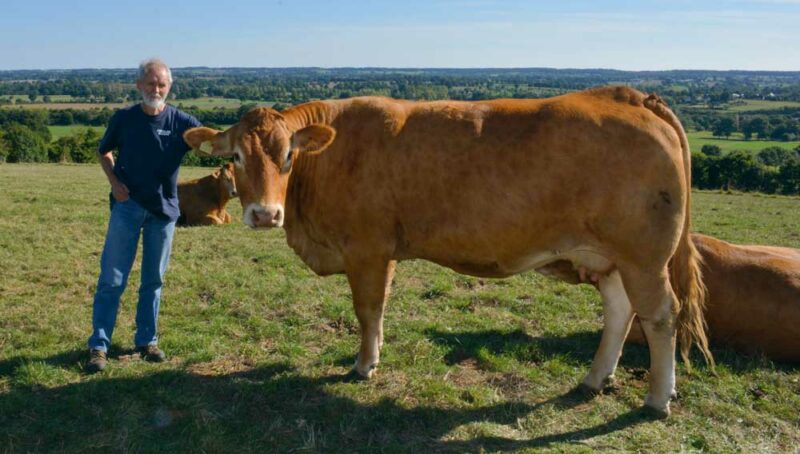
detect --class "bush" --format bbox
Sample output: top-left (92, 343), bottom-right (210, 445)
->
top-left (700, 144), bottom-right (721, 157)
top-left (47, 128), bottom-right (101, 163)
top-left (757, 146), bottom-right (794, 167)
top-left (777, 158), bottom-right (800, 195)
top-left (2, 123), bottom-right (48, 163)
top-left (181, 151), bottom-right (228, 167)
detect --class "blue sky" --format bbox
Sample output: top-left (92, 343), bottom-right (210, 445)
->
top-left (1, 0), bottom-right (798, 71)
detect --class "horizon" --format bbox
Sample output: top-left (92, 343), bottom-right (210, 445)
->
top-left (2, 0), bottom-right (799, 72)
top-left (4, 66), bottom-right (800, 74)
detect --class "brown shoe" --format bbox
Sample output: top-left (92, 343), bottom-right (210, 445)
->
top-left (86, 349), bottom-right (107, 373)
top-left (135, 345), bottom-right (166, 362)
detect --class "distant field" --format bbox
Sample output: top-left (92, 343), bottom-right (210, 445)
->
top-left (174, 97), bottom-right (274, 110)
top-left (1, 97), bottom-right (268, 111)
top-left (48, 125), bottom-right (106, 141)
top-left (724, 99), bottom-right (800, 112)
top-left (2, 101), bottom-right (128, 110)
top-left (0, 94), bottom-right (75, 103)
top-left (687, 130), bottom-right (799, 154)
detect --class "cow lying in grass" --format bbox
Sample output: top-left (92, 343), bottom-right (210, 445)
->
top-left (184, 87), bottom-right (712, 417)
top-left (628, 234), bottom-right (800, 362)
top-left (542, 233), bottom-right (800, 362)
top-left (177, 163), bottom-right (238, 226)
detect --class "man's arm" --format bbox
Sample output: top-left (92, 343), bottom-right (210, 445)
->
top-left (99, 151), bottom-right (129, 202)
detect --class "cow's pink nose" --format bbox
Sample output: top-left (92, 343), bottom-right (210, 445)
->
top-left (247, 204), bottom-right (284, 228)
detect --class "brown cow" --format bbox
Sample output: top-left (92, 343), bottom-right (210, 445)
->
top-left (177, 162), bottom-right (238, 226)
top-left (626, 234), bottom-right (800, 362)
top-left (184, 87), bottom-right (712, 417)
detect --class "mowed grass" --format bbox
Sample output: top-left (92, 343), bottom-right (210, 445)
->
top-left (724, 99), bottom-right (800, 112)
top-left (687, 130), bottom-right (799, 154)
top-left (0, 164), bottom-right (798, 452)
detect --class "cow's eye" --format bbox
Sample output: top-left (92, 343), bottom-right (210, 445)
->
top-left (233, 153), bottom-right (240, 163)
top-left (281, 150), bottom-right (293, 174)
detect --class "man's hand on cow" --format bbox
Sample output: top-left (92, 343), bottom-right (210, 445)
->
top-left (112, 181), bottom-right (130, 202)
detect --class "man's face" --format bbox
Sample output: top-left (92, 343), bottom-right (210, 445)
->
top-left (136, 67), bottom-right (171, 109)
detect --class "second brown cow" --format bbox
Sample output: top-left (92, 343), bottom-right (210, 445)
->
top-left (177, 162), bottom-right (238, 226)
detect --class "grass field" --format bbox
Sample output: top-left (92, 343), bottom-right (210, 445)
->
top-left (0, 164), bottom-right (798, 452)
top-left (725, 99), bottom-right (800, 112)
top-left (1, 97), bottom-right (265, 111)
top-left (687, 130), bottom-right (799, 154)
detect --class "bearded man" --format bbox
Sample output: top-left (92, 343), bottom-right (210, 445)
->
top-left (86, 58), bottom-right (201, 373)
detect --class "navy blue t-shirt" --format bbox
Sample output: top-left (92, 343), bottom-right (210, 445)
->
top-left (98, 104), bottom-right (201, 221)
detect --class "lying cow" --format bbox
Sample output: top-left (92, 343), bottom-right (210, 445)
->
top-left (626, 234), bottom-right (800, 362)
top-left (177, 162), bottom-right (238, 226)
top-left (185, 86), bottom-right (713, 417)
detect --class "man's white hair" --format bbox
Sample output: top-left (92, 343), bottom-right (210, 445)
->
top-left (137, 58), bottom-right (173, 83)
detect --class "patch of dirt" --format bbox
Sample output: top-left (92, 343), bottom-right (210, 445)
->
top-left (319, 317), bottom-right (359, 335)
top-left (488, 372), bottom-right (531, 400)
top-left (444, 358), bottom-right (485, 388)
top-left (187, 355), bottom-right (255, 376)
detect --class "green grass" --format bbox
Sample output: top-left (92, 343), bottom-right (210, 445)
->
top-left (724, 99), bottom-right (800, 112)
top-left (0, 164), bottom-right (798, 452)
top-left (48, 125), bottom-right (106, 141)
top-left (174, 97), bottom-right (273, 110)
top-left (687, 130), bottom-right (799, 154)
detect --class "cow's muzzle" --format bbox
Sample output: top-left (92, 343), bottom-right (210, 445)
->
top-left (244, 203), bottom-right (284, 228)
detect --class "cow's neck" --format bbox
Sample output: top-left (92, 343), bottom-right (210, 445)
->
top-left (281, 99), bottom-right (346, 222)
top-left (283, 100), bottom-right (344, 131)
top-left (280, 100), bottom-right (348, 275)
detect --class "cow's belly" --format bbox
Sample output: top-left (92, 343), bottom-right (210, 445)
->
top-left (427, 244), bottom-right (614, 279)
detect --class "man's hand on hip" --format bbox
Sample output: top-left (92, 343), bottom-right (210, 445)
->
top-left (112, 182), bottom-right (130, 202)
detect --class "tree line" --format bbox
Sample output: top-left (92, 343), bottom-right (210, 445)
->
top-left (1, 68), bottom-right (799, 195)
top-left (693, 145), bottom-right (800, 195)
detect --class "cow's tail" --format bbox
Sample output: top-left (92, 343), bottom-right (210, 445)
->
top-left (643, 94), bottom-right (715, 371)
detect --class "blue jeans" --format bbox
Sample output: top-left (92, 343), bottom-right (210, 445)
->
top-left (88, 198), bottom-right (176, 352)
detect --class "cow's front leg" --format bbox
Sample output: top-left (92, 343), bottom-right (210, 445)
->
top-left (345, 257), bottom-right (396, 378)
top-left (581, 269), bottom-right (634, 392)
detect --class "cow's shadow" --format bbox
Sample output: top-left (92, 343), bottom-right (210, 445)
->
top-left (1, 328), bottom-right (791, 451)
top-left (424, 328), bottom-right (799, 374)
top-left (0, 347), bottom-right (660, 452)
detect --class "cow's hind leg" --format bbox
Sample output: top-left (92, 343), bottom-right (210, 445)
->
top-left (345, 257), bottom-right (396, 378)
top-left (619, 265), bottom-right (678, 418)
top-left (581, 269), bottom-right (634, 393)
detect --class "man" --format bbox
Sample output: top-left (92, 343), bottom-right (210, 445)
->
top-left (86, 58), bottom-right (201, 373)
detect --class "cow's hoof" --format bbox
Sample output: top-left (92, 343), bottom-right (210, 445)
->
top-left (575, 382), bottom-right (601, 397)
top-left (351, 355), bottom-right (378, 380)
top-left (344, 368), bottom-right (369, 382)
top-left (643, 394), bottom-right (671, 419)
top-left (642, 404), bottom-right (670, 420)
top-left (577, 376), bottom-right (616, 396)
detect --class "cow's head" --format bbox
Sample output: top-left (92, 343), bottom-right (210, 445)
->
top-left (184, 108), bottom-right (335, 228)
top-left (219, 162), bottom-right (238, 199)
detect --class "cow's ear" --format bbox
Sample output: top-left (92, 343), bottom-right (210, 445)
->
top-left (184, 127), bottom-right (221, 155)
top-left (291, 124), bottom-right (336, 154)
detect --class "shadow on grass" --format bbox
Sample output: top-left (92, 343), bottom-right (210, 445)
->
top-left (424, 328), bottom-right (799, 373)
top-left (425, 328), bottom-right (649, 370)
top-left (0, 348), bottom-right (661, 452)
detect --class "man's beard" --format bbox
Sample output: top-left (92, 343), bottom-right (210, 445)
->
top-left (141, 90), bottom-right (167, 110)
